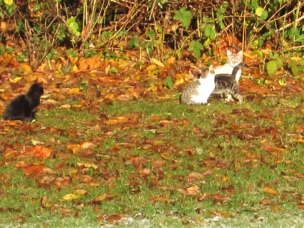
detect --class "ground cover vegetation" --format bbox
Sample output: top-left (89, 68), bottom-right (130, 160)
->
top-left (0, 0), bottom-right (303, 226)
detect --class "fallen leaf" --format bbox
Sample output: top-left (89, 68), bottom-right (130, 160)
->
top-left (151, 58), bottom-right (165, 67)
top-left (25, 146), bottom-right (52, 160)
top-left (67, 87), bottom-right (81, 95)
top-left (62, 194), bottom-right (80, 201)
top-left (107, 214), bottom-right (124, 223)
top-left (263, 187), bottom-right (279, 195)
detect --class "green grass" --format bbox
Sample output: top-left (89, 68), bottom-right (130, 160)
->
top-left (0, 94), bottom-right (303, 227)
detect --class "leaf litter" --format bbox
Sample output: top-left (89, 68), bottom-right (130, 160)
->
top-left (0, 50), bottom-right (303, 226)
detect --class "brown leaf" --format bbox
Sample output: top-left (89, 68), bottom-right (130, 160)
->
top-left (107, 214), bottom-right (124, 223)
top-left (187, 172), bottom-right (205, 183)
top-left (178, 185), bottom-right (201, 196)
top-left (149, 195), bottom-right (170, 204)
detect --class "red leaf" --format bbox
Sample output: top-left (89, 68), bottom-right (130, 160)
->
top-left (25, 146), bottom-right (53, 160)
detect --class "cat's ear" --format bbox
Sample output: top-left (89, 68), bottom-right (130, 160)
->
top-left (237, 50), bottom-right (243, 56)
top-left (209, 65), bottom-right (215, 74)
top-left (227, 50), bottom-right (232, 55)
top-left (189, 66), bottom-right (202, 79)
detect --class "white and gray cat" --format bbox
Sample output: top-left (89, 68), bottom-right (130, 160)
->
top-left (180, 65), bottom-right (216, 105)
top-left (212, 62), bottom-right (244, 103)
top-left (214, 50), bottom-right (243, 83)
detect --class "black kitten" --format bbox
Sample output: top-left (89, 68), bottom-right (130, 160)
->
top-left (3, 81), bottom-right (44, 122)
top-left (211, 62), bottom-right (244, 103)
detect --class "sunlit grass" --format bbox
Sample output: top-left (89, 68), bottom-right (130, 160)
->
top-left (0, 93), bottom-right (303, 227)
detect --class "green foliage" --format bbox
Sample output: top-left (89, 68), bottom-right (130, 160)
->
top-left (0, 0), bottom-right (15, 17)
top-left (0, 45), bottom-right (6, 56)
top-left (255, 7), bottom-right (268, 20)
top-left (216, 2), bottom-right (228, 29)
top-left (0, 0), bottom-right (303, 69)
top-left (117, 29), bottom-right (128, 38)
top-left (203, 24), bottom-right (216, 40)
top-left (162, 76), bottom-right (173, 89)
top-left (128, 35), bottom-right (140, 48)
top-left (146, 29), bottom-right (155, 41)
top-left (288, 59), bottom-right (299, 77)
top-left (109, 67), bottom-right (118, 74)
top-left (101, 31), bottom-right (113, 42)
top-left (66, 49), bottom-right (78, 58)
top-left (189, 40), bottom-right (204, 59)
top-left (173, 7), bottom-right (193, 29)
top-left (84, 50), bottom-right (98, 58)
top-left (66, 16), bottom-right (80, 38)
top-left (266, 52), bottom-right (283, 76)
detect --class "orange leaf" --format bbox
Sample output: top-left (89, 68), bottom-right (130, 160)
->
top-left (67, 144), bottom-right (81, 153)
top-left (263, 187), bottom-right (279, 195)
top-left (22, 164), bottom-right (52, 177)
top-left (25, 146), bottom-right (52, 160)
top-left (67, 88), bottom-right (81, 95)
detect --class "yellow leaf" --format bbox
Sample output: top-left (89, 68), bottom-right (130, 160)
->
top-left (71, 104), bottom-right (83, 109)
top-left (75, 189), bottom-right (87, 196)
top-left (146, 64), bottom-right (157, 72)
top-left (174, 78), bottom-right (184, 86)
top-left (67, 144), bottom-right (81, 153)
top-left (72, 65), bottom-right (79, 72)
top-left (9, 77), bottom-right (22, 83)
top-left (4, 0), bottom-right (13, 6)
top-left (151, 58), bottom-right (164, 67)
top-left (67, 88), bottom-right (80, 95)
top-left (60, 104), bottom-right (71, 109)
top-left (81, 142), bottom-right (95, 149)
top-left (165, 56), bottom-right (176, 66)
top-left (94, 193), bottom-right (107, 202)
top-left (18, 63), bottom-right (32, 73)
top-left (263, 187), bottom-right (279, 195)
top-left (62, 194), bottom-right (80, 201)
top-left (77, 162), bottom-right (98, 169)
top-left (293, 139), bottom-right (304, 143)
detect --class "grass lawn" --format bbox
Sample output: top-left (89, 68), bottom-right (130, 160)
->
top-left (0, 92), bottom-right (303, 227)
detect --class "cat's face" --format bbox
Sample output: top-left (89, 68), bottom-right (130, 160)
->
top-left (227, 50), bottom-right (243, 67)
top-left (29, 82), bottom-right (44, 96)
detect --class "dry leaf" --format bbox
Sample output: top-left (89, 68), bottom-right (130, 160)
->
top-left (263, 187), bottom-right (279, 195)
top-left (62, 194), bottom-right (80, 201)
top-left (151, 58), bottom-right (165, 67)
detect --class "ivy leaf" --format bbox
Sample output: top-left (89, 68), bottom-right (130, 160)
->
top-left (146, 29), bottom-right (155, 41)
top-left (288, 59), bottom-right (299, 76)
top-left (266, 60), bottom-right (278, 76)
top-left (269, 52), bottom-right (278, 59)
top-left (189, 40), bottom-right (204, 59)
top-left (66, 17), bottom-right (80, 36)
top-left (163, 76), bottom-right (173, 90)
top-left (101, 31), bottom-right (113, 41)
top-left (255, 7), bottom-right (268, 20)
top-left (173, 7), bottom-right (193, 29)
top-left (128, 35), bottom-right (139, 48)
top-left (276, 58), bottom-right (283, 69)
top-left (204, 24), bottom-right (216, 40)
